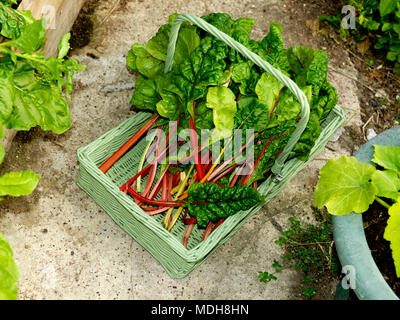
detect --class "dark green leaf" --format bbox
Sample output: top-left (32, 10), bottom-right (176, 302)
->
top-left (0, 3), bottom-right (34, 39)
top-left (379, 0), bottom-right (397, 16)
top-left (10, 19), bottom-right (46, 53)
top-left (188, 182), bottom-right (262, 227)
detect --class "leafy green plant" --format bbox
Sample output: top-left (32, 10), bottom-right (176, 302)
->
top-left (314, 145), bottom-right (400, 277)
top-left (0, 232), bottom-right (19, 300)
top-left (320, 0), bottom-right (400, 73)
top-left (187, 182), bottom-right (262, 227)
top-left (259, 213), bottom-right (339, 299)
top-left (0, 3), bottom-right (84, 199)
top-left (101, 13), bottom-right (339, 244)
top-left (0, 1), bottom-right (84, 300)
top-left (0, 22), bottom-right (84, 134)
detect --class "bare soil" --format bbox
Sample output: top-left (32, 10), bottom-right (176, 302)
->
top-left (69, 0), bottom-right (100, 51)
top-left (300, 0), bottom-right (400, 298)
top-left (363, 202), bottom-right (400, 297)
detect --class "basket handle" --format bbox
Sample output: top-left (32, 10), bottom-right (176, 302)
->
top-left (165, 13), bottom-right (310, 180)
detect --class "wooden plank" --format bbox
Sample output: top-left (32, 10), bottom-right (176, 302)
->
top-left (19, 0), bottom-right (86, 57)
top-left (1, 0), bottom-right (85, 153)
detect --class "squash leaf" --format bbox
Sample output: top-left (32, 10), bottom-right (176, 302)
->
top-left (314, 156), bottom-right (378, 215)
top-left (371, 169), bottom-right (400, 200)
top-left (384, 201), bottom-right (400, 277)
top-left (372, 145), bottom-right (400, 174)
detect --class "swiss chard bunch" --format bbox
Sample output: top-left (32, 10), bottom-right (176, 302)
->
top-left (314, 145), bottom-right (400, 278)
top-left (126, 13), bottom-right (338, 183)
top-left (103, 13), bottom-right (338, 246)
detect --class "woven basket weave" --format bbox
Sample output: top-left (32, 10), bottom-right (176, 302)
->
top-left (76, 14), bottom-right (345, 278)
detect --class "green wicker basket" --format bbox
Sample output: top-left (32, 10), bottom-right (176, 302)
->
top-left (76, 14), bottom-right (345, 278)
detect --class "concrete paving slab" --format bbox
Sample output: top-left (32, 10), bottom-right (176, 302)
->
top-left (0, 0), bottom-right (361, 300)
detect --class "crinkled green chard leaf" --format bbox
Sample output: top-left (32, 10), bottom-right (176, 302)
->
top-left (254, 74), bottom-right (309, 132)
top-left (285, 45), bottom-right (336, 162)
top-left (57, 32), bottom-right (71, 59)
top-left (192, 100), bottom-right (213, 131)
top-left (202, 13), bottom-right (258, 77)
top-left (287, 84), bottom-right (321, 161)
top-left (269, 85), bottom-right (311, 130)
top-left (200, 13), bottom-right (234, 35)
top-left (0, 170), bottom-right (40, 198)
top-left (156, 89), bottom-right (182, 120)
top-left (127, 13), bottom-right (200, 79)
top-left (290, 82), bottom-right (338, 161)
top-left (230, 22), bottom-right (289, 96)
top-left (287, 46), bottom-right (328, 97)
top-left (384, 201), bottom-right (400, 277)
top-left (128, 42), bottom-right (166, 80)
top-left (371, 169), bottom-right (400, 200)
top-left (231, 61), bottom-right (260, 96)
top-left (245, 121), bottom-right (296, 185)
top-left (258, 22), bottom-right (290, 72)
top-left (132, 74), bottom-right (168, 112)
top-left (202, 13), bottom-right (255, 49)
top-left (0, 0), bottom-right (18, 5)
top-left (0, 63), bottom-right (15, 123)
top-left (314, 156), bottom-right (378, 215)
top-left (187, 182), bottom-right (262, 227)
top-left (372, 145), bottom-right (400, 174)
top-left (6, 18), bottom-right (46, 53)
top-left (0, 233), bottom-right (19, 300)
top-left (132, 35), bottom-right (230, 120)
top-left (157, 36), bottom-right (230, 118)
top-left (206, 86), bottom-right (237, 141)
top-left (310, 79), bottom-right (338, 122)
top-left (234, 96), bottom-right (269, 132)
top-left (290, 112), bottom-right (321, 161)
top-left (0, 2), bottom-right (35, 39)
top-left (255, 72), bottom-right (285, 116)
top-left (231, 17), bottom-right (255, 45)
